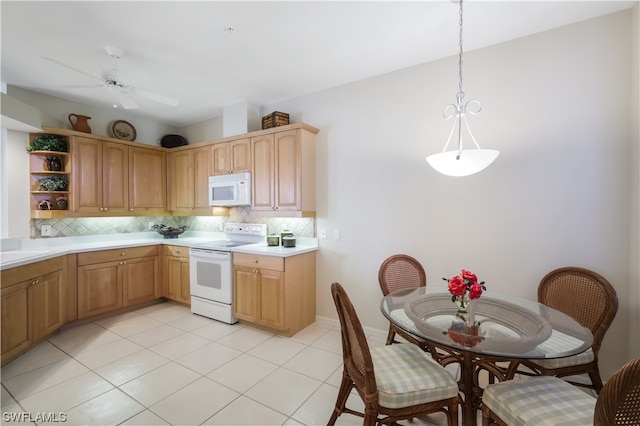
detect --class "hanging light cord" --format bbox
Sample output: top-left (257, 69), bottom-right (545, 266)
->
top-left (441, 0), bottom-right (483, 159)
top-left (457, 0), bottom-right (464, 102)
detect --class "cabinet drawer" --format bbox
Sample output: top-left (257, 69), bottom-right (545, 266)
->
top-left (233, 253), bottom-right (284, 271)
top-left (164, 245), bottom-right (189, 258)
top-left (77, 245), bottom-right (159, 266)
top-left (1, 257), bottom-right (64, 289)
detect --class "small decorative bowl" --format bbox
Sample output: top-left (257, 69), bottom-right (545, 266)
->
top-left (152, 224), bottom-right (188, 239)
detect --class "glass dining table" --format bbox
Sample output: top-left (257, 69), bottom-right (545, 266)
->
top-left (380, 285), bottom-right (593, 426)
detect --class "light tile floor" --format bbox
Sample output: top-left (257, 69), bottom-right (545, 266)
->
top-left (1, 302), bottom-right (462, 426)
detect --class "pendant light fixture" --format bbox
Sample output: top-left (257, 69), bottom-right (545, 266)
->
top-left (426, 0), bottom-right (499, 177)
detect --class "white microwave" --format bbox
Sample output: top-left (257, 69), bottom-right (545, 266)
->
top-left (209, 172), bottom-right (252, 206)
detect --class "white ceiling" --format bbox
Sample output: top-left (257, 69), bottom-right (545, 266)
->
top-left (1, 1), bottom-right (636, 128)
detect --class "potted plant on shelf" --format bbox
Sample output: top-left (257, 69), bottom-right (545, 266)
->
top-left (38, 176), bottom-right (69, 192)
top-left (26, 135), bottom-right (68, 153)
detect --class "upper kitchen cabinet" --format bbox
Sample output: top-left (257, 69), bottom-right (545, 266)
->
top-left (210, 138), bottom-right (251, 175)
top-left (128, 146), bottom-right (167, 214)
top-left (168, 145), bottom-right (211, 214)
top-left (72, 136), bottom-right (129, 214)
top-left (251, 125), bottom-right (318, 217)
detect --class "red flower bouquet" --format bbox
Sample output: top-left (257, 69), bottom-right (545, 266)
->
top-left (443, 269), bottom-right (487, 308)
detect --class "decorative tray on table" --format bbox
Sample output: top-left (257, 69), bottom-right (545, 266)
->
top-left (405, 293), bottom-right (553, 354)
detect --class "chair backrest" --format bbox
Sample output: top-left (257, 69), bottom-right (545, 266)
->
top-left (378, 254), bottom-right (427, 296)
top-left (538, 267), bottom-right (618, 355)
top-left (594, 356), bottom-right (640, 425)
top-left (331, 282), bottom-right (377, 397)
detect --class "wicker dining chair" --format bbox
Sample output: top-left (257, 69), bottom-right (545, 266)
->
top-left (328, 282), bottom-right (459, 426)
top-left (593, 356), bottom-right (640, 425)
top-left (515, 266), bottom-right (618, 393)
top-left (378, 254), bottom-right (428, 348)
top-left (481, 355), bottom-right (640, 426)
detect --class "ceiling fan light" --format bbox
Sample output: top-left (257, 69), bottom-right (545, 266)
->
top-left (426, 149), bottom-right (499, 177)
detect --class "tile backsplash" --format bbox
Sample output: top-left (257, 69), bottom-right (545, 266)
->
top-left (30, 207), bottom-right (316, 239)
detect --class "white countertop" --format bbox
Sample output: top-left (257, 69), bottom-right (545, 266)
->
top-left (0, 232), bottom-right (318, 270)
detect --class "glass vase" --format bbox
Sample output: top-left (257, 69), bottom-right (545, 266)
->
top-left (454, 294), bottom-right (470, 313)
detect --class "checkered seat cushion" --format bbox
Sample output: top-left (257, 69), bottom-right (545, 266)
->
top-left (370, 343), bottom-right (459, 409)
top-left (483, 376), bottom-right (596, 426)
top-left (531, 348), bottom-right (594, 369)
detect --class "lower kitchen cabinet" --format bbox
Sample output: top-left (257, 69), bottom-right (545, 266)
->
top-left (233, 251), bottom-right (316, 336)
top-left (163, 245), bottom-right (190, 304)
top-left (1, 257), bottom-right (64, 366)
top-left (77, 246), bottom-right (159, 319)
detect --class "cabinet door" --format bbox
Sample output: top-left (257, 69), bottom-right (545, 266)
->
top-left (166, 256), bottom-right (190, 304)
top-left (123, 256), bottom-right (158, 306)
top-left (72, 137), bottom-right (102, 212)
top-left (211, 143), bottom-right (230, 176)
top-left (274, 130), bottom-right (301, 211)
top-left (1, 281), bottom-right (30, 361)
top-left (193, 146), bottom-right (211, 210)
top-left (102, 142), bottom-right (129, 213)
top-left (129, 147), bottom-right (166, 212)
top-left (168, 150), bottom-right (194, 211)
top-left (77, 261), bottom-right (122, 319)
top-left (230, 138), bottom-right (251, 173)
top-left (257, 269), bottom-right (285, 330)
top-left (30, 270), bottom-right (63, 341)
top-left (251, 134), bottom-right (275, 210)
top-left (233, 267), bottom-right (258, 322)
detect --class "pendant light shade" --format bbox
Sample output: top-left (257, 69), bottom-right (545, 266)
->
top-left (427, 0), bottom-right (499, 177)
top-left (426, 149), bottom-right (499, 177)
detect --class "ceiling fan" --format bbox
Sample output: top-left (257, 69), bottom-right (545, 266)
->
top-left (43, 46), bottom-right (179, 110)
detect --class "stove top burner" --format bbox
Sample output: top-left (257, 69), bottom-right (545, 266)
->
top-left (191, 223), bottom-right (266, 252)
top-left (196, 240), bottom-right (255, 249)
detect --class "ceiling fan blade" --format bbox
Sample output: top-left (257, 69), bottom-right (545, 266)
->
top-left (134, 89), bottom-right (179, 106)
top-left (61, 84), bottom-right (104, 89)
top-left (117, 92), bottom-right (138, 109)
top-left (42, 57), bottom-right (101, 81)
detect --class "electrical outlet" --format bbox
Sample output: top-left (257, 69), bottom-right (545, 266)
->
top-left (41, 224), bottom-right (52, 237)
top-left (319, 229), bottom-right (327, 239)
top-left (148, 222), bottom-right (155, 230)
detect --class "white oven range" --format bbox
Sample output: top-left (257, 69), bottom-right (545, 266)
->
top-left (189, 223), bottom-right (266, 323)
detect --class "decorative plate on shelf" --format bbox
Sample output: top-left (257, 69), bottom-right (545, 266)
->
top-left (110, 120), bottom-right (136, 141)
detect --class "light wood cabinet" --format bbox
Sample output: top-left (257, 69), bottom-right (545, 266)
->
top-left (233, 251), bottom-right (316, 336)
top-left (77, 246), bottom-right (159, 319)
top-left (1, 257), bottom-right (64, 365)
top-left (251, 128), bottom-right (316, 216)
top-left (129, 146), bottom-right (167, 213)
top-left (29, 148), bottom-right (71, 217)
top-left (72, 137), bottom-right (129, 214)
top-left (211, 138), bottom-right (251, 175)
top-left (163, 245), bottom-right (190, 304)
top-left (168, 146), bottom-right (211, 213)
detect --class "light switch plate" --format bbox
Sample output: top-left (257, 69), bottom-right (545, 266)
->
top-left (41, 225), bottom-right (52, 236)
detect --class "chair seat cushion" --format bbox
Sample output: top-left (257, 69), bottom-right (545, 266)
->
top-left (370, 343), bottom-right (458, 409)
top-left (529, 348), bottom-right (594, 369)
top-left (483, 376), bottom-right (596, 426)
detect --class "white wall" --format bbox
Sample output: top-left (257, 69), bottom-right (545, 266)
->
top-left (264, 10), bottom-right (637, 379)
top-left (630, 2), bottom-right (640, 358)
top-left (1, 130), bottom-right (31, 238)
top-left (6, 86), bottom-right (180, 146)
